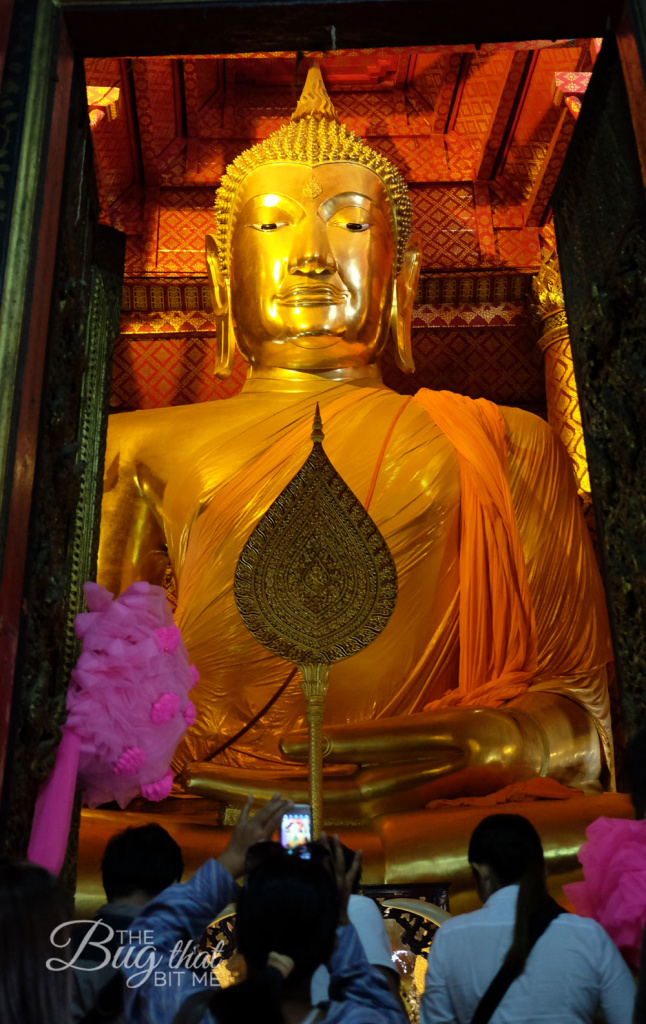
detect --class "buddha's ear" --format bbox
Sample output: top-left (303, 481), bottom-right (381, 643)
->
top-left (390, 233), bottom-right (422, 374)
top-left (205, 233), bottom-right (228, 315)
top-left (205, 233), bottom-right (236, 379)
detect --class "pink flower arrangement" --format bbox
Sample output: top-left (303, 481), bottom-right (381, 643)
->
top-left (67, 581), bottom-right (199, 808)
top-left (563, 815), bottom-right (646, 969)
top-left (28, 581), bottom-right (199, 874)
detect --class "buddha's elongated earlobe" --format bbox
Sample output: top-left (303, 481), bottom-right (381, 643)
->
top-left (215, 279), bottom-right (237, 380)
top-left (391, 233), bottom-right (422, 374)
top-left (206, 232), bottom-right (236, 380)
top-left (390, 286), bottom-right (414, 373)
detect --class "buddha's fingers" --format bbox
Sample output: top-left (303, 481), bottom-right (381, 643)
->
top-left (179, 753), bottom-right (466, 810)
top-left (281, 720), bottom-right (466, 765)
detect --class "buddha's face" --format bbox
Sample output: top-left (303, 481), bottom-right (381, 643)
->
top-left (228, 162), bottom-right (396, 371)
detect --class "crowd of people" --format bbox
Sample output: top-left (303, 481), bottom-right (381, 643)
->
top-left (1, 785), bottom-right (643, 1023)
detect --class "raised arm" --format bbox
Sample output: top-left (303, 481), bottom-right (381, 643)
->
top-left (122, 857), bottom-right (237, 1024)
top-left (122, 795), bottom-right (291, 1023)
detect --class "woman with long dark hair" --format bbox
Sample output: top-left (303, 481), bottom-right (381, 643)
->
top-left (420, 813), bottom-right (634, 1024)
top-left (0, 860), bottom-right (71, 1024)
top-left (174, 852), bottom-right (342, 1024)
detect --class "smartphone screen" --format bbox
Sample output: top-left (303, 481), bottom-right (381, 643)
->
top-left (280, 806), bottom-right (312, 859)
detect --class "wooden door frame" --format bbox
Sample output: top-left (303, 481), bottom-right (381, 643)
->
top-left (58, 0), bottom-right (621, 57)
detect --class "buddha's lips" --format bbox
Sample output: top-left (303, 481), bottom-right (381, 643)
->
top-left (276, 284), bottom-right (348, 307)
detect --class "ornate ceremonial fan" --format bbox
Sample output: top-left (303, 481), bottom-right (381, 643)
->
top-left (234, 405), bottom-right (398, 834)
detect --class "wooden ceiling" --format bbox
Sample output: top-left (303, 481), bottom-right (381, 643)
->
top-left (86, 42), bottom-right (598, 278)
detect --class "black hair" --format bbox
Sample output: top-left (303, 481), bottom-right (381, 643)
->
top-left (101, 823), bottom-right (183, 902)
top-left (173, 855), bottom-right (339, 1024)
top-left (237, 855), bottom-right (339, 982)
top-left (0, 860), bottom-right (70, 1024)
top-left (469, 814), bottom-right (552, 978)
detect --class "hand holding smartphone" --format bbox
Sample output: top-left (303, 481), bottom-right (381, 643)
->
top-left (280, 804), bottom-right (312, 859)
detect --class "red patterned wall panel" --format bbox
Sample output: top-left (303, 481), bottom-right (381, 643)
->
top-left (331, 91), bottom-right (409, 137)
top-left (157, 188), bottom-right (214, 274)
top-left (369, 136), bottom-right (448, 182)
top-left (382, 326), bottom-right (545, 416)
top-left (110, 335), bottom-right (246, 411)
top-left (412, 185), bottom-right (480, 269)
top-left (111, 325), bottom-right (544, 419)
top-left (124, 188), bottom-right (214, 276)
top-left (495, 227), bottom-right (541, 270)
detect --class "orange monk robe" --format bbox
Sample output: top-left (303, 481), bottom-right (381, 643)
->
top-left (151, 378), bottom-right (613, 777)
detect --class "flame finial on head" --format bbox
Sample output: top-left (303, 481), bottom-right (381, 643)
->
top-left (291, 64), bottom-right (338, 123)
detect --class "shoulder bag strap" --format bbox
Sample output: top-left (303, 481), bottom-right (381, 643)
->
top-left (471, 901), bottom-right (566, 1024)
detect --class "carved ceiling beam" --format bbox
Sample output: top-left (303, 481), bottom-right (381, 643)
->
top-left (431, 52), bottom-right (462, 133)
top-left (129, 57), bottom-right (182, 186)
top-left (490, 50), bottom-right (540, 180)
top-left (130, 58), bottom-right (164, 184)
top-left (182, 58), bottom-right (200, 137)
top-left (444, 53), bottom-right (472, 133)
top-left (489, 175), bottom-right (526, 209)
top-left (524, 105), bottom-right (576, 226)
top-left (473, 181), bottom-right (497, 264)
top-left (476, 51), bottom-right (527, 180)
top-left (118, 58), bottom-right (145, 186)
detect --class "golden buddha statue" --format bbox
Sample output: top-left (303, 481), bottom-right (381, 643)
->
top-left (98, 67), bottom-right (613, 823)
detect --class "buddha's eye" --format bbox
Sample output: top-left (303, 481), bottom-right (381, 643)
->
top-left (251, 221), bottom-right (289, 232)
top-left (329, 207), bottom-right (372, 232)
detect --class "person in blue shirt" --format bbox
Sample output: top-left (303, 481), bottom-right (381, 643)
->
top-left (121, 794), bottom-right (407, 1024)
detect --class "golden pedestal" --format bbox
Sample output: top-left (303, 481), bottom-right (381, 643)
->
top-left (75, 793), bottom-right (633, 918)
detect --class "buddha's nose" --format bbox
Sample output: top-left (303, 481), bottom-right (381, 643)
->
top-left (291, 253), bottom-right (336, 275)
top-left (289, 219), bottom-right (337, 275)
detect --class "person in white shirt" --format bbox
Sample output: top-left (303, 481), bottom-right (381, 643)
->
top-left (311, 892), bottom-right (396, 1005)
top-left (420, 813), bottom-right (635, 1024)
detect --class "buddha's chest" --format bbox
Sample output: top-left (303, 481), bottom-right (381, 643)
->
top-left (172, 398), bottom-right (462, 701)
top-left (165, 396), bottom-right (461, 584)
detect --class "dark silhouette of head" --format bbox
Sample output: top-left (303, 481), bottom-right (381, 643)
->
top-left (0, 860), bottom-right (70, 1024)
top-left (101, 823), bottom-right (184, 903)
top-left (468, 813), bottom-right (544, 897)
top-left (237, 854), bottom-right (339, 983)
top-left (173, 853), bottom-right (340, 1024)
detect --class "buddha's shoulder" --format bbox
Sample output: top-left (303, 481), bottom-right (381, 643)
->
top-left (105, 398), bottom-right (249, 470)
top-left (497, 403), bottom-right (556, 452)
top-left (107, 398), bottom-right (245, 442)
top-left (413, 390), bottom-right (556, 450)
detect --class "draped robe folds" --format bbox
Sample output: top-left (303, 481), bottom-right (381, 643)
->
top-left (156, 379), bottom-right (613, 777)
